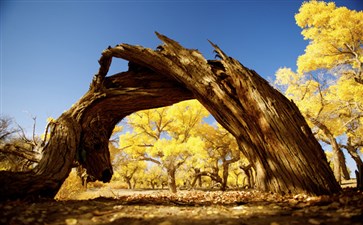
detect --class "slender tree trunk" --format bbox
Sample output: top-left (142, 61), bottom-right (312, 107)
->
top-left (338, 149), bottom-right (351, 181)
top-left (0, 33), bottom-right (340, 200)
top-left (195, 168), bottom-right (203, 188)
top-left (240, 164), bottom-right (254, 188)
top-left (124, 177), bottom-right (132, 189)
top-left (345, 137), bottom-right (363, 190)
top-left (197, 174), bottom-right (202, 188)
top-left (345, 137), bottom-right (363, 170)
top-left (131, 178), bottom-right (137, 189)
top-left (331, 138), bottom-right (350, 181)
top-left (221, 162), bottom-right (229, 191)
top-left (190, 174), bottom-right (201, 189)
top-left (190, 168), bottom-right (202, 189)
top-left (221, 156), bottom-right (239, 191)
top-left (307, 116), bottom-right (350, 183)
top-left (167, 167), bottom-right (177, 193)
top-left (150, 182), bottom-right (155, 190)
top-left (76, 166), bottom-right (88, 190)
top-left (331, 138), bottom-right (342, 183)
top-left (357, 164), bottom-right (363, 191)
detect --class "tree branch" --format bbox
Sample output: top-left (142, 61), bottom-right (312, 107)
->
top-left (0, 144), bottom-right (40, 163)
top-left (139, 156), bottom-right (161, 165)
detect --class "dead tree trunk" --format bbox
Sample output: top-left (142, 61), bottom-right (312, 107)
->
top-left (0, 33), bottom-right (340, 201)
top-left (0, 60), bottom-right (193, 201)
top-left (107, 33), bottom-right (340, 195)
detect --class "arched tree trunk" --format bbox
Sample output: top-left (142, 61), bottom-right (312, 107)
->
top-left (0, 115), bottom-right (81, 200)
top-left (0, 33), bottom-right (340, 201)
top-left (0, 59), bottom-right (193, 201)
top-left (107, 33), bottom-right (339, 195)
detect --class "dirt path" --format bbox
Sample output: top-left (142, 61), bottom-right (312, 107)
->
top-left (1, 187), bottom-right (363, 225)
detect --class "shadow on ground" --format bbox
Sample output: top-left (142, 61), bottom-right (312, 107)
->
top-left (1, 187), bottom-right (362, 225)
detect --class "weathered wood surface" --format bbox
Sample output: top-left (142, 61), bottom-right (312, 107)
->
top-left (0, 33), bottom-right (340, 201)
top-left (106, 33), bottom-right (340, 195)
top-left (0, 56), bottom-right (193, 201)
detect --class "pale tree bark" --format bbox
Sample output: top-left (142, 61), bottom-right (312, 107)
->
top-left (0, 33), bottom-right (340, 201)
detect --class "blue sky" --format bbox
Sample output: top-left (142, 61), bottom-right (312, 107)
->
top-left (1, 1), bottom-right (362, 173)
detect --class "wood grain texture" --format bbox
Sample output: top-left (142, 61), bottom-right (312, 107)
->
top-left (0, 33), bottom-right (340, 201)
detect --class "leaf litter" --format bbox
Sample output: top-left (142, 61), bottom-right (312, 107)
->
top-left (0, 188), bottom-right (362, 225)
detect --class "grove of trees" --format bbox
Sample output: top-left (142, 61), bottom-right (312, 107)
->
top-left (111, 100), bottom-right (253, 193)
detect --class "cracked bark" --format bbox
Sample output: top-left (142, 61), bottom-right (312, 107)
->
top-left (0, 33), bottom-right (340, 201)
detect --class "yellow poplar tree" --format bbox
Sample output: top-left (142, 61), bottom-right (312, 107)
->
top-left (273, 1), bottom-right (363, 183)
top-left (112, 150), bottom-right (147, 189)
top-left (229, 162), bottom-right (244, 188)
top-left (295, 0), bottom-right (363, 84)
top-left (119, 100), bottom-right (209, 193)
top-left (274, 67), bottom-right (361, 183)
top-left (179, 147), bottom-right (210, 189)
top-left (193, 123), bottom-right (242, 191)
top-left (147, 165), bottom-right (168, 189)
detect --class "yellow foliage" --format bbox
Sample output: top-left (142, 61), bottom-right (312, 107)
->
top-left (118, 100), bottom-right (210, 176)
top-left (332, 77), bottom-right (363, 104)
top-left (115, 100), bottom-right (250, 190)
top-left (46, 117), bottom-right (56, 123)
top-left (55, 169), bottom-right (84, 200)
top-left (295, 1), bottom-right (363, 79)
top-left (112, 125), bottom-right (123, 135)
top-left (275, 68), bottom-right (323, 116)
top-left (275, 62), bottom-right (363, 138)
top-left (274, 67), bottom-right (300, 86)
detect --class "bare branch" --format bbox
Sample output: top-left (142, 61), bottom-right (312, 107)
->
top-left (0, 144), bottom-right (40, 163)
